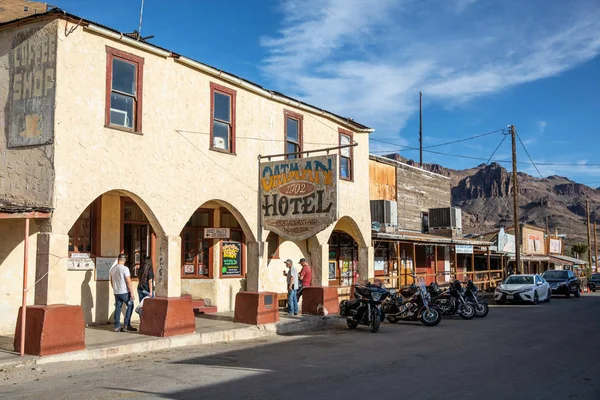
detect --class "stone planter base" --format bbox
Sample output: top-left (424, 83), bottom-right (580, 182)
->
top-left (140, 297), bottom-right (196, 337)
top-left (234, 292), bottom-right (279, 325)
top-left (14, 304), bottom-right (85, 356)
top-left (301, 287), bottom-right (340, 316)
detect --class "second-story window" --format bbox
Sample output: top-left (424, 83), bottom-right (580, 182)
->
top-left (339, 129), bottom-right (353, 180)
top-left (105, 47), bottom-right (144, 133)
top-left (210, 83), bottom-right (236, 154)
top-left (284, 110), bottom-right (303, 159)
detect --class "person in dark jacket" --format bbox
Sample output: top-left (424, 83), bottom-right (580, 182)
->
top-left (137, 256), bottom-right (154, 302)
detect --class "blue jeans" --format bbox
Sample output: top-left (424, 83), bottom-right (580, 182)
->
top-left (138, 288), bottom-right (152, 303)
top-left (114, 293), bottom-right (134, 328)
top-left (288, 289), bottom-right (298, 315)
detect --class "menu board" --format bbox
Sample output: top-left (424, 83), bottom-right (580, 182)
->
top-left (221, 242), bottom-right (242, 276)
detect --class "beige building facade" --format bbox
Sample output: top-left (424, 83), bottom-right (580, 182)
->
top-left (0, 11), bottom-right (374, 334)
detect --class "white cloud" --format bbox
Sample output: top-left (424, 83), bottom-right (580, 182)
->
top-left (260, 0), bottom-right (600, 149)
top-left (538, 121), bottom-right (547, 133)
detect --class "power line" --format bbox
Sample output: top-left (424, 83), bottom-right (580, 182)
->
top-left (423, 128), bottom-right (506, 149)
top-left (487, 134), bottom-right (508, 164)
top-left (516, 131), bottom-right (543, 179)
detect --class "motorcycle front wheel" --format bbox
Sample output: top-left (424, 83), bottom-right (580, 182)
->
top-left (459, 304), bottom-right (475, 320)
top-left (369, 309), bottom-right (381, 333)
top-left (474, 302), bottom-right (489, 318)
top-left (347, 319), bottom-right (359, 329)
top-left (420, 309), bottom-right (442, 326)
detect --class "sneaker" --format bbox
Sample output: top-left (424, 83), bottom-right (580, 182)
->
top-left (114, 327), bottom-right (123, 332)
top-left (294, 313), bottom-right (298, 316)
top-left (125, 326), bottom-right (138, 332)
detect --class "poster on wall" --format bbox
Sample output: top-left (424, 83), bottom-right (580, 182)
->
top-left (259, 154), bottom-right (338, 241)
top-left (549, 239), bottom-right (562, 254)
top-left (328, 261), bottom-right (336, 280)
top-left (183, 264), bottom-right (195, 274)
top-left (221, 242), bottom-right (242, 276)
top-left (67, 257), bottom-right (95, 271)
top-left (95, 257), bottom-right (116, 281)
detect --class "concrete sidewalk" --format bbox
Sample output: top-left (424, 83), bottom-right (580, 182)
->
top-left (0, 312), bottom-right (342, 369)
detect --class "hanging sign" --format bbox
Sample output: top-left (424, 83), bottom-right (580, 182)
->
top-left (549, 239), bottom-right (562, 254)
top-left (455, 245), bottom-right (473, 254)
top-left (221, 242), bottom-right (242, 276)
top-left (67, 257), bottom-right (95, 271)
top-left (204, 228), bottom-right (230, 239)
top-left (260, 154), bottom-right (338, 241)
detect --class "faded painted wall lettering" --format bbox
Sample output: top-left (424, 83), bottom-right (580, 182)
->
top-left (260, 155), bottom-right (338, 241)
top-left (8, 24), bottom-right (57, 147)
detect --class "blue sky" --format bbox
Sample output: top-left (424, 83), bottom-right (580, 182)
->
top-left (52, 0), bottom-right (600, 185)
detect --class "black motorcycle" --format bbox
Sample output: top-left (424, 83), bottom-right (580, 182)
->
top-left (339, 282), bottom-right (389, 333)
top-left (428, 281), bottom-right (475, 320)
top-left (463, 280), bottom-right (489, 318)
top-left (382, 283), bottom-right (442, 326)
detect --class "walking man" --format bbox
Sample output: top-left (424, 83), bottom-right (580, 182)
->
top-left (297, 258), bottom-right (312, 301)
top-left (110, 254), bottom-right (137, 332)
top-left (283, 259), bottom-right (299, 316)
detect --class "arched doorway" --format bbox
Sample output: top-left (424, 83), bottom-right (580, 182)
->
top-left (178, 200), bottom-right (254, 312)
top-left (64, 190), bottom-right (163, 327)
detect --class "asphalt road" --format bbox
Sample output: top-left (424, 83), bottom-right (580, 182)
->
top-left (1, 293), bottom-right (599, 400)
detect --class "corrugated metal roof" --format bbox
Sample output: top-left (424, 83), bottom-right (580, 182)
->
top-left (373, 231), bottom-right (491, 246)
top-left (0, 8), bottom-right (372, 132)
top-left (549, 255), bottom-right (588, 265)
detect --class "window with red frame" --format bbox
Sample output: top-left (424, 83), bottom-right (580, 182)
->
top-left (181, 209), bottom-right (214, 278)
top-left (210, 83), bottom-right (236, 153)
top-left (284, 110), bottom-right (303, 159)
top-left (339, 130), bottom-right (353, 180)
top-left (105, 47), bottom-right (144, 132)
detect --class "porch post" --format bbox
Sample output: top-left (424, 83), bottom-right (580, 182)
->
top-left (154, 234), bottom-right (181, 297)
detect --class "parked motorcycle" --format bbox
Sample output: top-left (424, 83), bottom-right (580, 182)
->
top-left (339, 282), bottom-right (389, 333)
top-left (463, 280), bottom-right (489, 318)
top-left (381, 282), bottom-right (442, 327)
top-left (427, 281), bottom-right (475, 320)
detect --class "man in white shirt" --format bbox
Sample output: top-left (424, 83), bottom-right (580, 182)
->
top-left (283, 259), bottom-right (299, 316)
top-left (110, 254), bottom-right (137, 332)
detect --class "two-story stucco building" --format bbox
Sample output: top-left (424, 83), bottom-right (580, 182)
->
top-left (0, 9), bottom-right (374, 336)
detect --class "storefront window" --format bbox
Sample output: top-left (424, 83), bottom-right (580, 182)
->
top-left (121, 199), bottom-right (153, 279)
top-left (68, 205), bottom-right (94, 254)
top-left (328, 231), bottom-right (358, 286)
top-left (181, 209), bottom-right (214, 278)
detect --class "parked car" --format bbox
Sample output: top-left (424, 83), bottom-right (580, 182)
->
top-left (587, 273), bottom-right (600, 292)
top-left (542, 270), bottom-right (580, 298)
top-left (494, 274), bottom-right (551, 304)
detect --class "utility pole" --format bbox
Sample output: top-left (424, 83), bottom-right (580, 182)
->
top-left (587, 199), bottom-right (593, 271)
top-left (419, 91), bottom-right (423, 168)
top-left (545, 216), bottom-right (549, 236)
top-left (510, 125), bottom-right (521, 274)
top-left (594, 221), bottom-right (598, 273)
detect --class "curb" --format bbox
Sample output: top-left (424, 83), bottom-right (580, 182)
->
top-left (1, 315), bottom-right (343, 368)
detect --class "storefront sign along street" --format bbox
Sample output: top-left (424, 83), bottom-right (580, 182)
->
top-left (260, 154), bottom-right (338, 241)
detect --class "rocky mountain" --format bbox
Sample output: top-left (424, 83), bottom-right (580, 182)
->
top-left (385, 154), bottom-right (600, 246)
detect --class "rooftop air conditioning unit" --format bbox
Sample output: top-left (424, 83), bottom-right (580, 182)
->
top-left (370, 200), bottom-right (398, 227)
top-left (428, 207), bottom-right (462, 230)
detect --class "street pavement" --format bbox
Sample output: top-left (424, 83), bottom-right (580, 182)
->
top-left (1, 293), bottom-right (599, 399)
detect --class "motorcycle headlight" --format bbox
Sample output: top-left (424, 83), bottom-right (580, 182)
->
top-left (389, 289), bottom-right (396, 296)
top-left (372, 292), bottom-right (382, 302)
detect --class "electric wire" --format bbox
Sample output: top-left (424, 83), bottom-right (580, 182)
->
top-left (487, 134), bottom-right (508, 164)
top-left (516, 131), bottom-right (543, 179)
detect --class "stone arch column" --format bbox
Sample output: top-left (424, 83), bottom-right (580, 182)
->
top-left (310, 215), bottom-right (373, 287)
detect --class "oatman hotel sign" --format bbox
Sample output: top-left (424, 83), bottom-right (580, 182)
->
top-left (260, 155), bottom-right (338, 241)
